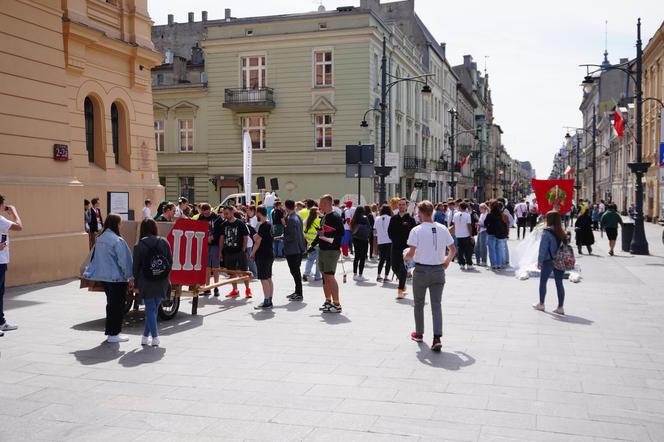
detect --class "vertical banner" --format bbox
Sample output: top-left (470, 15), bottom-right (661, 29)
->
top-left (243, 131), bottom-right (252, 205)
top-left (167, 218), bottom-right (209, 285)
top-left (531, 179), bottom-right (575, 214)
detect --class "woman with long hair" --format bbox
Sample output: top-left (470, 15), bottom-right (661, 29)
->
top-left (83, 213), bottom-right (133, 343)
top-left (533, 211), bottom-right (566, 315)
top-left (302, 207), bottom-right (322, 281)
top-left (484, 201), bottom-right (508, 270)
top-left (133, 218), bottom-right (173, 347)
top-left (374, 204), bottom-right (392, 283)
top-left (574, 205), bottom-right (594, 255)
top-left (365, 205), bottom-right (376, 260)
top-left (350, 206), bottom-right (371, 281)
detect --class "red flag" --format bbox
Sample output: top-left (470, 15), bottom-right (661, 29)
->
top-left (167, 218), bottom-right (209, 286)
top-left (564, 165), bottom-right (574, 175)
top-left (613, 108), bottom-right (624, 139)
top-left (459, 154), bottom-right (471, 169)
top-left (531, 179), bottom-right (575, 214)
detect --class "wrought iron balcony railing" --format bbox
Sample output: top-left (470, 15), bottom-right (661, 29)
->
top-left (223, 87), bottom-right (275, 111)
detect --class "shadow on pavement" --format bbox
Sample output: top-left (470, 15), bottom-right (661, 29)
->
top-left (274, 301), bottom-right (307, 312)
top-left (71, 311), bottom-right (203, 336)
top-left (4, 299), bottom-right (44, 310)
top-left (396, 298), bottom-right (414, 306)
top-left (547, 312), bottom-right (594, 325)
top-left (4, 278), bottom-right (77, 298)
top-left (250, 309), bottom-right (276, 321)
top-left (311, 313), bottom-right (352, 325)
top-left (71, 342), bottom-right (125, 365)
top-left (416, 345), bottom-right (475, 370)
top-left (118, 347), bottom-right (166, 367)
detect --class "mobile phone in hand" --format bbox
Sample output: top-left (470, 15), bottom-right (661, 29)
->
top-left (1, 234), bottom-right (7, 244)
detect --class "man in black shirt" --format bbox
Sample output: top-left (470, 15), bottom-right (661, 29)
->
top-left (317, 194), bottom-right (345, 313)
top-left (197, 203), bottom-right (223, 296)
top-left (250, 206), bottom-right (275, 308)
top-left (271, 200), bottom-right (285, 258)
top-left (220, 206), bottom-right (251, 298)
top-left (388, 198), bottom-right (417, 299)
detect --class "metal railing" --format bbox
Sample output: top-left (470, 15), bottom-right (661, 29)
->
top-left (223, 87), bottom-right (275, 109)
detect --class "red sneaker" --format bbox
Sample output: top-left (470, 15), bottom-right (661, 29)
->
top-left (431, 338), bottom-right (442, 352)
top-left (245, 288), bottom-right (252, 298)
top-left (225, 289), bottom-right (240, 298)
top-left (410, 332), bottom-right (423, 342)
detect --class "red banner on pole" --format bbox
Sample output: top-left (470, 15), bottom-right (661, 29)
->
top-left (167, 218), bottom-right (209, 286)
top-left (531, 179), bottom-right (575, 214)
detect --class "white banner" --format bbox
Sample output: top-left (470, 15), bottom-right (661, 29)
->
top-left (242, 131), bottom-right (252, 205)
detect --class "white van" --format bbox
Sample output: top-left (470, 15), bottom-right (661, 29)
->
top-left (220, 193), bottom-right (263, 207)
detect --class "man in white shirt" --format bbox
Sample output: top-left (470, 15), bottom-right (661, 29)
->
top-left (174, 197), bottom-right (189, 218)
top-left (264, 191), bottom-right (276, 219)
top-left (341, 200), bottom-right (355, 257)
top-left (514, 198), bottom-right (528, 240)
top-left (405, 200), bottom-right (455, 352)
top-left (142, 199), bottom-right (152, 220)
top-left (0, 194), bottom-right (23, 335)
top-left (452, 202), bottom-right (473, 269)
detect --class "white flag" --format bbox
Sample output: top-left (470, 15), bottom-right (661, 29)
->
top-left (242, 131), bottom-right (252, 205)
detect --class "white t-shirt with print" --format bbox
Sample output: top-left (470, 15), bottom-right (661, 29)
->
top-left (374, 214), bottom-right (392, 245)
top-left (0, 215), bottom-right (12, 264)
top-left (407, 222), bottom-right (454, 266)
top-left (452, 211), bottom-right (472, 238)
top-left (343, 207), bottom-right (355, 231)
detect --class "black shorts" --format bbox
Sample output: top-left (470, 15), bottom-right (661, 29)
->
top-left (517, 217), bottom-right (527, 227)
top-left (605, 227), bottom-right (618, 241)
top-left (224, 251), bottom-right (247, 271)
top-left (256, 258), bottom-right (274, 280)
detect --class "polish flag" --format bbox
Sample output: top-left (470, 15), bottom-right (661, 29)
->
top-left (613, 108), bottom-right (624, 139)
top-left (564, 165), bottom-right (574, 175)
top-left (459, 154), bottom-right (471, 169)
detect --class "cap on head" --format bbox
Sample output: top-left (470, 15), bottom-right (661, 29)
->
top-left (345, 200), bottom-right (353, 208)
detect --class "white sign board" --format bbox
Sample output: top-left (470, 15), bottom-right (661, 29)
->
top-left (107, 192), bottom-right (129, 220)
top-left (385, 152), bottom-right (400, 184)
top-left (242, 131), bottom-right (252, 205)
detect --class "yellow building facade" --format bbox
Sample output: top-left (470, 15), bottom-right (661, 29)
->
top-left (0, 0), bottom-right (162, 286)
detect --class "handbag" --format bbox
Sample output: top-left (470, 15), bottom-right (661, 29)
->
top-left (79, 245), bottom-right (105, 291)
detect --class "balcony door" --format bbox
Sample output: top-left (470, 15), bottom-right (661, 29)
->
top-left (241, 56), bottom-right (266, 90)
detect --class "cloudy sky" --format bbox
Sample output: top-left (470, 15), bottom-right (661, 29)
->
top-left (149, 1), bottom-right (663, 178)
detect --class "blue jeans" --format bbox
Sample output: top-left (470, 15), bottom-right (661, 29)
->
top-left (487, 235), bottom-right (499, 268)
top-left (0, 264), bottom-right (6, 324)
top-left (475, 231), bottom-right (488, 264)
top-left (246, 246), bottom-right (257, 277)
top-left (143, 297), bottom-right (160, 338)
top-left (539, 260), bottom-right (565, 307)
top-left (304, 248), bottom-right (321, 279)
top-left (273, 239), bottom-right (284, 258)
top-left (498, 238), bottom-right (508, 267)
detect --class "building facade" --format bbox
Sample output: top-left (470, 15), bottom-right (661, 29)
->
top-left (0, 0), bottom-right (162, 286)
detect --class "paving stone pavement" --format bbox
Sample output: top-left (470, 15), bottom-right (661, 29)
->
top-left (1, 222), bottom-right (663, 441)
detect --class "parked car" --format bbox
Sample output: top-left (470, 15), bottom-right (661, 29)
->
top-left (220, 193), bottom-right (263, 207)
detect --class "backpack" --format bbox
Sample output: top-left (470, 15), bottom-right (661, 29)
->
top-left (352, 221), bottom-right (372, 241)
top-left (552, 235), bottom-right (575, 271)
top-left (470, 211), bottom-right (479, 236)
top-left (141, 238), bottom-right (170, 281)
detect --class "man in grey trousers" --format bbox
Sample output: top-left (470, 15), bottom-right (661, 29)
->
top-left (282, 200), bottom-right (307, 301)
top-left (404, 201), bottom-right (456, 352)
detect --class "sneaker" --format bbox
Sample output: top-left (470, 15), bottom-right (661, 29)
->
top-left (356, 275), bottom-right (367, 282)
top-left (254, 300), bottom-right (273, 309)
top-left (352, 274), bottom-right (359, 281)
top-left (213, 288), bottom-right (220, 297)
top-left (431, 338), bottom-right (442, 352)
top-left (106, 334), bottom-right (129, 343)
top-left (225, 289), bottom-right (240, 298)
top-left (397, 289), bottom-right (407, 299)
top-left (0, 322), bottom-right (18, 332)
top-left (376, 276), bottom-right (383, 283)
top-left (532, 303), bottom-right (545, 311)
top-left (319, 300), bottom-right (332, 311)
top-left (302, 274), bottom-right (309, 282)
top-left (410, 332), bottom-right (423, 342)
top-left (314, 277), bottom-right (323, 281)
top-left (324, 304), bottom-right (342, 314)
top-left (151, 337), bottom-right (160, 347)
top-left (553, 307), bottom-right (565, 315)
top-left (290, 293), bottom-right (303, 301)
top-left (141, 336), bottom-right (149, 346)
top-left (245, 288), bottom-right (253, 298)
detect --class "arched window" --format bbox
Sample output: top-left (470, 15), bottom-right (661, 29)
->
top-left (111, 101), bottom-right (131, 170)
top-left (84, 97), bottom-right (94, 163)
top-left (111, 102), bottom-right (119, 164)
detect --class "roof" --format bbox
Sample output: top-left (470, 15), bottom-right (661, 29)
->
top-left (413, 14), bottom-right (457, 79)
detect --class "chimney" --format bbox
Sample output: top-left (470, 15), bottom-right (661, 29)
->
top-left (167, 14), bottom-right (174, 25)
top-left (202, 11), bottom-right (208, 22)
top-left (463, 54), bottom-right (472, 66)
top-left (225, 8), bottom-right (231, 20)
top-left (439, 42), bottom-right (446, 58)
top-left (188, 12), bottom-right (194, 23)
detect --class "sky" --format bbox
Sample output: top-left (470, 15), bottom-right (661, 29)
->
top-left (148, 0), bottom-right (663, 178)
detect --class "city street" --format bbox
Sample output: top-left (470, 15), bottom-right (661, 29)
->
top-left (1, 222), bottom-right (663, 441)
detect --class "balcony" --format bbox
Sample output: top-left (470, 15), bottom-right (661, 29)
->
top-left (403, 145), bottom-right (426, 171)
top-left (223, 87), bottom-right (275, 112)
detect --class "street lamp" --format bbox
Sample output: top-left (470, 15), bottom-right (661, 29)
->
top-left (448, 108), bottom-right (458, 198)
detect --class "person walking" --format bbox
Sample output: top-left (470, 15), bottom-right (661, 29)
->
top-left (405, 201), bottom-right (455, 352)
top-left (388, 198), bottom-right (417, 299)
top-left (250, 206), bottom-right (275, 308)
top-left (88, 197), bottom-right (104, 247)
top-left (0, 195), bottom-right (23, 336)
top-left (484, 201), bottom-right (508, 270)
top-left (83, 214), bottom-right (133, 343)
top-left (341, 200), bottom-right (355, 258)
top-left (515, 198), bottom-right (528, 239)
top-left (350, 206), bottom-right (371, 281)
top-left (271, 200), bottom-right (285, 258)
top-left (302, 207), bottom-right (322, 282)
top-left (244, 206), bottom-right (258, 279)
top-left (533, 211), bottom-right (567, 315)
top-left (528, 199), bottom-right (539, 232)
top-left (374, 204), bottom-right (392, 283)
top-left (282, 200), bottom-right (307, 301)
top-left (317, 194), bottom-right (345, 313)
top-left (452, 202), bottom-right (473, 269)
top-left (365, 205), bottom-right (376, 261)
top-left (600, 204), bottom-right (623, 256)
top-left (142, 199), bottom-right (152, 220)
top-left (591, 204), bottom-right (600, 231)
top-left (132, 218), bottom-right (172, 347)
top-left (574, 206), bottom-right (594, 255)
top-left (197, 203), bottom-right (223, 296)
top-left (220, 207), bottom-right (252, 299)
top-left (475, 203), bottom-right (489, 266)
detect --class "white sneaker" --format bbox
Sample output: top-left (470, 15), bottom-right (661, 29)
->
top-left (352, 274), bottom-right (359, 281)
top-left (106, 334), bottom-right (129, 343)
top-left (151, 337), bottom-right (160, 347)
top-left (0, 322), bottom-right (18, 331)
top-left (553, 307), bottom-right (565, 315)
top-left (141, 336), bottom-right (149, 346)
top-left (376, 276), bottom-right (383, 283)
top-left (532, 303), bottom-right (545, 311)
top-left (356, 275), bottom-right (367, 282)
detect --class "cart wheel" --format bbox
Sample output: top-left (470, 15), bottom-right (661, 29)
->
top-left (158, 296), bottom-right (180, 320)
top-left (124, 289), bottom-right (135, 314)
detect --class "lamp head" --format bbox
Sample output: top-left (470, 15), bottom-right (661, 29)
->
top-left (581, 75), bottom-right (594, 94)
top-left (421, 83), bottom-right (432, 95)
top-left (360, 120), bottom-right (368, 128)
top-left (564, 132), bottom-right (571, 141)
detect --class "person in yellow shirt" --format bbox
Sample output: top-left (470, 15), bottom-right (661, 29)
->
top-left (302, 207), bottom-right (322, 281)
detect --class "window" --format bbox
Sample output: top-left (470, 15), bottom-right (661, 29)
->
top-left (111, 103), bottom-right (119, 164)
top-left (315, 114), bottom-right (333, 149)
top-left (241, 56), bottom-right (266, 89)
top-left (84, 97), bottom-right (95, 163)
top-left (242, 116), bottom-right (266, 150)
top-left (178, 176), bottom-right (195, 203)
top-left (154, 120), bottom-right (165, 152)
top-left (178, 119), bottom-right (193, 152)
top-left (314, 51), bottom-right (333, 87)
top-left (159, 176), bottom-right (166, 187)
top-left (157, 73), bottom-right (164, 85)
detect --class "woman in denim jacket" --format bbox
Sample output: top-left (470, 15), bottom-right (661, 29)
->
top-left (83, 213), bottom-right (133, 343)
top-left (533, 211), bottom-right (566, 315)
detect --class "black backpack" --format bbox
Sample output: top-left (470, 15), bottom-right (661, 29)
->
top-left (470, 211), bottom-right (479, 236)
top-left (141, 238), bottom-right (170, 281)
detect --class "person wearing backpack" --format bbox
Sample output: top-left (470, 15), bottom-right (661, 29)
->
top-left (350, 206), bottom-right (371, 282)
top-left (132, 218), bottom-right (173, 346)
top-left (533, 211), bottom-right (568, 315)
